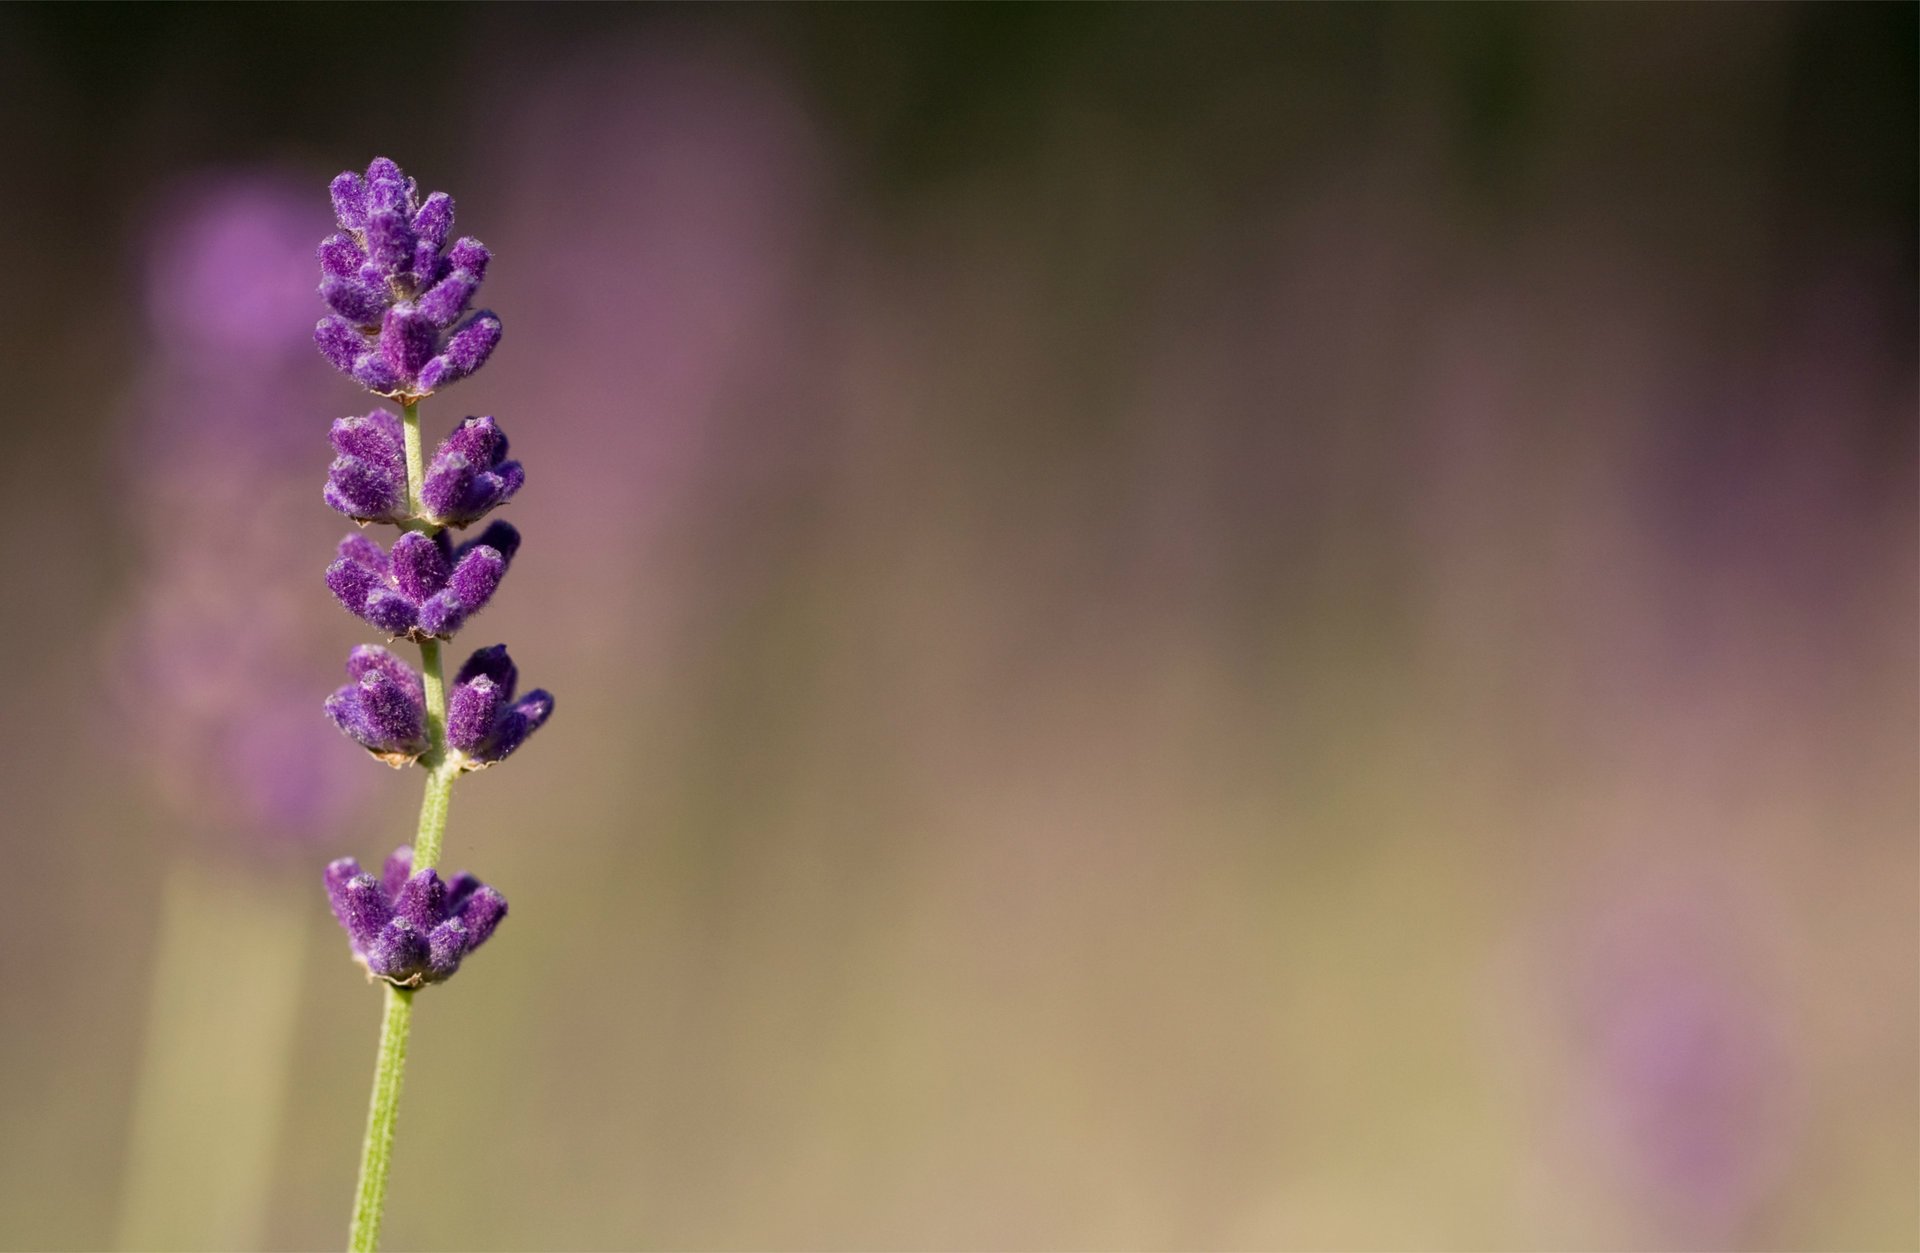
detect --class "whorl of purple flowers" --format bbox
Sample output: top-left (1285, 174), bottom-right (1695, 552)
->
top-left (315, 157), bottom-right (552, 986)
top-left (327, 847), bottom-right (507, 987)
top-left (314, 157), bottom-right (501, 398)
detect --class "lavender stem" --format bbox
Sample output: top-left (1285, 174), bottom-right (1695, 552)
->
top-left (347, 399), bottom-right (459, 1249)
top-left (349, 986), bottom-right (412, 1252)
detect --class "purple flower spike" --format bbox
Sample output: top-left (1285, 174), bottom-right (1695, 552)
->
top-left (324, 409), bottom-right (409, 524)
top-left (419, 415), bottom-right (524, 526)
top-left (323, 846), bottom-right (508, 987)
top-left (445, 644), bottom-right (553, 768)
top-left (324, 525), bottom-right (517, 641)
top-left (316, 158), bottom-right (499, 398)
top-left (324, 645), bottom-right (428, 765)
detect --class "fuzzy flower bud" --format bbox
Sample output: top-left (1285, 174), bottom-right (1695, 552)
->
top-left (323, 645), bottom-right (429, 765)
top-left (446, 644), bottom-right (554, 768)
top-left (325, 846), bottom-right (508, 987)
top-left (323, 409), bottom-right (409, 523)
top-left (420, 415), bottom-right (524, 526)
top-left (325, 523), bottom-right (518, 640)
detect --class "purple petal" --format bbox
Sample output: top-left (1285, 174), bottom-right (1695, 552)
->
top-left (356, 669), bottom-right (426, 751)
top-left (446, 544), bottom-right (506, 614)
top-left (350, 351), bottom-right (402, 394)
top-left (426, 919), bottom-right (469, 979)
top-left (394, 869), bottom-right (448, 931)
top-left (455, 521), bottom-right (521, 567)
top-left (381, 846), bottom-right (414, 900)
top-left (389, 530), bottom-right (451, 601)
top-left (446, 237), bottom-right (490, 280)
top-left (321, 275), bottom-right (389, 325)
top-left (446, 872), bottom-right (482, 910)
top-left (416, 311), bottom-right (501, 390)
top-left (330, 172), bottom-right (369, 231)
top-left (416, 271), bottom-right (477, 328)
top-left (483, 689), bottom-right (555, 762)
top-left (455, 885), bottom-right (507, 948)
top-left (345, 645), bottom-right (423, 704)
top-left (445, 674), bottom-right (502, 754)
top-left (411, 192), bottom-right (455, 248)
top-left (315, 315), bottom-right (363, 373)
top-left (318, 233), bottom-right (367, 279)
top-left (454, 644), bottom-right (517, 698)
top-left (367, 918), bottom-right (429, 983)
top-left (379, 306), bottom-right (437, 381)
top-left (329, 410), bottom-right (405, 463)
top-left (324, 556), bottom-right (382, 616)
top-left (333, 873), bottom-right (392, 953)
top-left (325, 455), bottom-right (406, 522)
top-left (362, 589), bottom-right (419, 637)
top-left (336, 531), bottom-right (389, 573)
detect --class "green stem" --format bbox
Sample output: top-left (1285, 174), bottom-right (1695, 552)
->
top-left (348, 986), bottom-right (413, 1253)
top-left (346, 396), bottom-right (460, 1250)
top-left (400, 399), bottom-right (427, 520)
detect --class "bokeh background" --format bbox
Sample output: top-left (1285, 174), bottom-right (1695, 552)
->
top-left (0, 4), bottom-right (1914, 1250)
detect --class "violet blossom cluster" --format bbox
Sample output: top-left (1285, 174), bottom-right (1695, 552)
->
top-left (326, 847), bottom-right (508, 987)
top-left (316, 157), bottom-right (553, 987)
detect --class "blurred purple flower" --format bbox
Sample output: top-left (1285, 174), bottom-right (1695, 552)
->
top-left (111, 168), bottom-right (374, 849)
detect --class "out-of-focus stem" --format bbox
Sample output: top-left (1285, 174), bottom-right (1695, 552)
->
top-left (347, 395), bottom-right (461, 1250)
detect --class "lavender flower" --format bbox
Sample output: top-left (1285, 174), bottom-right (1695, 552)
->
top-left (323, 645), bottom-right (429, 765)
top-left (419, 416), bottom-right (525, 526)
top-left (446, 644), bottom-right (555, 768)
top-left (325, 522), bottom-right (519, 640)
top-left (314, 157), bottom-right (549, 1250)
top-left (324, 411), bottom-right (524, 528)
top-left (325, 846), bottom-right (507, 987)
top-left (314, 158), bottom-right (501, 398)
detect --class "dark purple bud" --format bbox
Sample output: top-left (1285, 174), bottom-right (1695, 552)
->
top-left (416, 311), bottom-right (501, 392)
top-left (412, 192), bottom-right (455, 248)
top-left (361, 589), bottom-right (419, 637)
top-left (336, 532), bottom-right (389, 574)
top-left (456, 886), bottom-right (507, 948)
top-left (379, 306), bottom-right (437, 382)
top-left (315, 315), bottom-right (363, 374)
top-left (325, 555), bottom-right (382, 617)
top-left (346, 644), bottom-right (421, 700)
top-left (446, 237), bottom-right (490, 280)
top-left (456, 521), bottom-right (521, 567)
top-left (381, 846), bottom-right (414, 899)
top-left (330, 409), bottom-right (405, 463)
top-left (350, 350), bottom-right (402, 395)
top-left (334, 874), bottom-right (392, 953)
top-left (324, 454), bottom-right (406, 523)
top-left (321, 275), bottom-right (389, 325)
top-left (446, 872), bottom-right (482, 910)
top-left (446, 544), bottom-right (506, 613)
top-left (319, 233), bottom-right (367, 279)
top-left (481, 690), bottom-right (555, 764)
top-left (394, 869), bottom-right (448, 931)
top-left (359, 668), bottom-right (425, 748)
top-left (365, 160), bottom-right (407, 210)
top-left (426, 919), bottom-right (469, 980)
top-left (367, 918), bottom-right (430, 983)
top-left (445, 674), bottom-right (503, 755)
top-left (330, 172), bottom-right (369, 231)
top-left (389, 531), bottom-right (452, 602)
top-left (416, 271), bottom-right (477, 328)
top-left (454, 643), bottom-right (517, 697)
top-left (366, 207), bottom-right (416, 280)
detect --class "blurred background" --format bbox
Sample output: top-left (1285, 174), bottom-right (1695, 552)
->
top-left (0, 4), bottom-right (1913, 1250)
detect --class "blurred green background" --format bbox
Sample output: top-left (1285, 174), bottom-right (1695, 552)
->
top-left (0, 4), bottom-right (1913, 1249)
